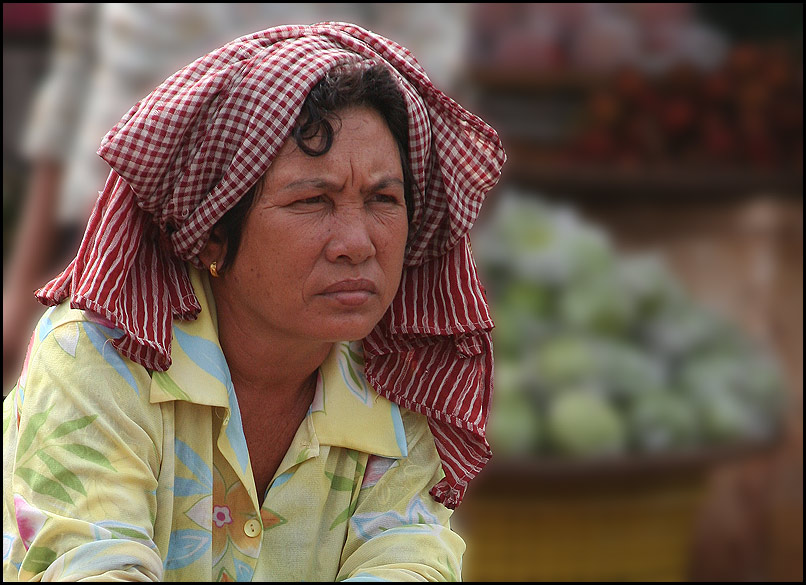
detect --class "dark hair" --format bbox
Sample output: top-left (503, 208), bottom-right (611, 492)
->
top-left (214, 63), bottom-right (414, 274)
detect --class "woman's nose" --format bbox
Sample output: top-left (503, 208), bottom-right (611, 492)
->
top-left (325, 209), bottom-right (376, 264)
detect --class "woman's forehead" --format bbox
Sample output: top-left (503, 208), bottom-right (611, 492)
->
top-left (269, 108), bottom-right (402, 176)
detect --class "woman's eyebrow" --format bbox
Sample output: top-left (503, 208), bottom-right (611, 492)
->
top-left (280, 178), bottom-right (341, 192)
top-left (280, 176), bottom-right (404, 193)
top-left (363, 177), bottom-right (404, 194)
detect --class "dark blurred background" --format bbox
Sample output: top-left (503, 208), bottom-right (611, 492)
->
top-left (3, 3), bottom-right (802, 582)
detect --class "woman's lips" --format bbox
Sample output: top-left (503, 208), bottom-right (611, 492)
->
top-left (319, 279), bottom-right (378, 306)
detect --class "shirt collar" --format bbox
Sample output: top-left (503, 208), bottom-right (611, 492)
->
top-left (148, 266), bottom-right (230, 408)
top-left (310, 340), bottom-right (407, 459)
top-left (149, 266), bottom-right (406, 459)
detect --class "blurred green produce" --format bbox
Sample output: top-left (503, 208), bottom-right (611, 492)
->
top-left (547, 386), bottom-right (628, 457)
top-left (474, 189), bottom-right (787, 460)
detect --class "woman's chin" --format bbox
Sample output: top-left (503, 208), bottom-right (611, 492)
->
top-left (315, 319), bottom-right (380, 344)
top-left (308, 302), bottom-right (389, 342)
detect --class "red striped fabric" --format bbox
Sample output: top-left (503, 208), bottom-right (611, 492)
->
top-left (35, 22), bottom-right (506, 508)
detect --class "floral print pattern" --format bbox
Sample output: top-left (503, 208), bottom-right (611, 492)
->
top-left (212, 507), bottom-right (232, 528)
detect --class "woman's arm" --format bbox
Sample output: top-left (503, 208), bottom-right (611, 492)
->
top-left (3, 309), bottom-right (164, 581)
top-left (337, 409), bottom-right (466, 582)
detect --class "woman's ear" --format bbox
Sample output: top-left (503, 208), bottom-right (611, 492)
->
top-left (198, 225), bottom-right (228, 270)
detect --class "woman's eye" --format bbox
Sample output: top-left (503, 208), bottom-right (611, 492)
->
top-left (371, 194), bottom-right (400, 205)
top-left (297, 195), bottom-right (325, 205)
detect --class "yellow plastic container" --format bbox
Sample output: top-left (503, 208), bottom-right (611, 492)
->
top-left (453, 454), bottom-right (712, 582)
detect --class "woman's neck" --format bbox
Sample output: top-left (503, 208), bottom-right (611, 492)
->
top-left (212, 293), bottom-right (333, 401)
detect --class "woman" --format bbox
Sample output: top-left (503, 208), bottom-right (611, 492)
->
top-left (3, 23), bottom-right (505, 581)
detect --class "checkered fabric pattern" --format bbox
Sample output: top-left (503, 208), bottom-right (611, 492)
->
top-left (36, 22), bottom-right (506, 508)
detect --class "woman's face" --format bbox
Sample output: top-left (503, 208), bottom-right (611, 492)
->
top-left (211, 106), bottom-right (408, 346)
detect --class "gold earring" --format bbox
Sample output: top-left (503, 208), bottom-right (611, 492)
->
top-left (209, 261), bottom-right (220, 278)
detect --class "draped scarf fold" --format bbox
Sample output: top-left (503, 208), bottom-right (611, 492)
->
top-left (36, 22), bottom-right (506, 508)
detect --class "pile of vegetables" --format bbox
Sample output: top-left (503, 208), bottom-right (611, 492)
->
top-left (473, 189), bottom-right (787, 459)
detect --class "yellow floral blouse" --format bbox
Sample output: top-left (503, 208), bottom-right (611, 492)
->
top-left (3, 268), bottom-right (465, 581)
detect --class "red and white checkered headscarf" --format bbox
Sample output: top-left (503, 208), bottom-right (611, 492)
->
top-left (36, 22), bottom-right (506, 508)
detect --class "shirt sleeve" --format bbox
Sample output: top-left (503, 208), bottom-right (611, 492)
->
top-left (337, 409), bottom-right (466, 582)
top-left (2, 314), bottom-right (164, 581)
